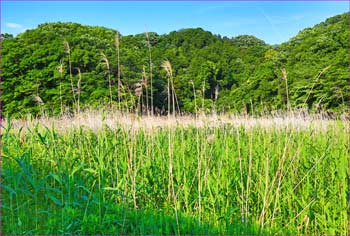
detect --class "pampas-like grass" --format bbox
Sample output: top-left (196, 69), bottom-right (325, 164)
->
top-left (101, 52), bottom-right (113, 107)
top-left (281, 68), bottom-right (289, 111)
top-left (57, 61), bottom-right (64, 115)
top-left (32, 95), bottom-right (44, 115)
top-left (161, 60), bottom-right (176, 118)
top-left (133, 80), bottom-right (143, 116)
top-left (64, 40), bottom-right (76, 105)
top-left (76, 67), bottom-right (82, 115)
top-left (32, 95), bottom-right (44, 105)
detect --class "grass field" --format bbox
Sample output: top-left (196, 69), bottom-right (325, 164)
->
top-left (1, 112), bottom-right (349, 235)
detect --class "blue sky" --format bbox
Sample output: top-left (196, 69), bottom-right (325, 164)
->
top-left (1, 1), bottom-right (349, 45)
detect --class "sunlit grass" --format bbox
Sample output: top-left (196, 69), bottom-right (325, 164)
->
top-left (1, 113), bottom-right (349, 235)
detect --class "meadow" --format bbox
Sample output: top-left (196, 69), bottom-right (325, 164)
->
top-left (2, 9), bottom-right (349, 235)
top-left (1, 112), bottom-right (349, 235)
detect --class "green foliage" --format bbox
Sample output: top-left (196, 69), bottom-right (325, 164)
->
top-left (2, 120), bottom-right (348, 234)
top-left (2, 13), bottom-right (349, 117)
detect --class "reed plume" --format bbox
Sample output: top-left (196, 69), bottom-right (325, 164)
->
top-left (76, 67), bottom-right (82, 115)
top-left (32, 95), bottom-right (44, 105)
top-left (57, 61), bottom-right (64, 115)
top-left (64, 40), bottom-right (76, 106)
top-left (134, 80), bottom-right (143, 116)
top-left (101, 52), bottom-right (113, 107)
top-left (161, 60), bottom-right (175, 118)
top-left (281, 68), bottom-right (289, 111)
top-left (32, 95), bottom-right (44, 115)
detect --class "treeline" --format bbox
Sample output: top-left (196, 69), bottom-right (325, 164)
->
top-left (1, 13), bottom-right (349, 117)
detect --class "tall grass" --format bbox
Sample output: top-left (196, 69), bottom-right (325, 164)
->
top-left (2, 114), bottom-right (349, 235)
top-left (76, 68), bottom-right (82, 115)
top-left (162, 60), bottom-right (177, 118)
top-left (281, 68), bottom-right (289, 111)
top-left (145, 30), bottom-right (154, 116)
top-left (63, 40), bottom-right (76, 107)
top-left (303, 65), bottom-right (331, 108)
top-left (57, 61), bottom-right (64, 115)
top-left (115, 32), bottom-right (122, 111)
top-left (100, 52), bottom-right (113, 107)
top-left (142, 65), bottom-right (150, 116)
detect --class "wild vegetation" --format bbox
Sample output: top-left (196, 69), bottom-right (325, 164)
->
top-left (2, 113), bottom-right (349, 235)
top-left (1, 13), bottom-right (349, 117)
top-left (1, 12), bottom-right (350, 235)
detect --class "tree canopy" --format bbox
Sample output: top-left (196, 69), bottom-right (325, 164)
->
top-left (2, 13), bottom-right (349, 117)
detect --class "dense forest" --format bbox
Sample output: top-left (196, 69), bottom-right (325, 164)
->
top-left (1, 12), bottom-right (349, 117)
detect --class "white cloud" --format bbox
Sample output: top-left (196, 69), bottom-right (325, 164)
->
top-left (5, 22), bottom-right (23, 29)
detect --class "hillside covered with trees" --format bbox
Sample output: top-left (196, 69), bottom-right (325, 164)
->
top-left (1, 12), bottom-right (349, 117)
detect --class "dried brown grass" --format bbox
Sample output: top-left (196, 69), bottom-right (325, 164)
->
top-left (5, 109), bottom-right (343, 134)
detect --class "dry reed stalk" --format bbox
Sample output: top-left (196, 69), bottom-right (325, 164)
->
top-left (101, 52), bottom-right (113, 107)
top-left (162, 60), bottom-right (171, 118)
top-left (270, 132), bottom-right (292, 224)
top-left (260, 131), bottom-right (293, 228)
top-left (124, 83), bottom-right (135, 113)
top-left (134, 80), bottom-right (143, 116)
top-left (115, 32), bottom-right (122, 111)
top-left (213, 84), bottom-right (219, 116)
top-left (142, 65), bottom-right (149, 116)
top-left (260, 145), bottom-right (270, 228)
top-left (161, 98), bottom-right (180, 234)
top-left (145, 30), bottom-right (154, 116)
top-left (132, 142), bottom-right (138, 209)
top-left (281, 68), bottom-right (289, 111)
top-left (189, 81), bottom-right (201, 222)
top-left (202, 80), bottom-right (205, 114)
top-left (161, 60), bottom-right (175, 118)
top-left (57, 61), bottom-right (64, 115)
top-left (285, 199), bottom-right (315, 228)
top-left (304, 66), bottom-right (331, 107)
top-left (161, 60), bottom-right (180, 231)
top-left (236, 127), bottom-right (245, 223)
top-left (245, 132), bottom-right (253, 223)
top-left (76, 68), bottom-right (82, 115)
top-left (64, 40), bottom-right (76, 105)
top-left (167, 126), bottom-right (180, 233)
top-left (190, 80), bottom-right (198, 120)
